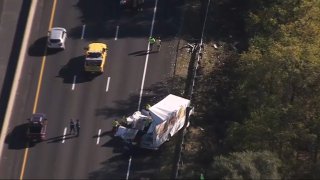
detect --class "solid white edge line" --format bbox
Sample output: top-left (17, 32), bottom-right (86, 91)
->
top-left (137, 0), bottom-right (159, 111)
top-left (127, 1), bottom-right (159, 180)
top-left (126, 156), bottom-right (132, 180)
top-left (0, 0), bottom-right (38, 160)
top-left (115, 25), bottom-right (119, 40)
top-left (96, 129), bottom-right (101, 145)
top-left (106, 77), bottom-right (111, 92)
top-left (62, 127), bottom-right (67, 143)
top-left (72, 75), bottom-right (76, 90)
top-left (81, 24), bottom-right (86, 39)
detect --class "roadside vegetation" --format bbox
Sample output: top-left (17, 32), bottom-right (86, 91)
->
top-left (172, 0), bottom-right (320, 179)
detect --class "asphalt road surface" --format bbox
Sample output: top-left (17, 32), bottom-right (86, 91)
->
top-left (0, 0), bottom-right (27, 131)
top-left (0, 0), bottom-right (184, 179)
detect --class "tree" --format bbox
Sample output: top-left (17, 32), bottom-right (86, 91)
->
top-left (209, 151), bottom-right (281, 179)
top-left (220, 0), bottom-right (320, 177)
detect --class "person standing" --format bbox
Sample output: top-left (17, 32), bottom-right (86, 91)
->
top-left (149, 37), bottom-right (156, 51)
top-left (76, 119), bottom-right (80, 136)
top-left (69, 119), bottom-right (75, 135)
top-left (137, 0), bottom-right (144, 11)
top-left (112, 120), bottom-right (120, 135)
top-left (156, 37), bottom-right (161, 52)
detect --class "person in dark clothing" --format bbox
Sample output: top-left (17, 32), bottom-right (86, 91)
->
top-left (137, 0), bottom-right (144, 11)
top-left (76, 119), bottom-right (80, 136)
top-left (69, 119), bottom-right (75, 135)
top-left (156, 37), bottom-right (161, 52)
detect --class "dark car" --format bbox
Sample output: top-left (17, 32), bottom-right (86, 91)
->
top-left (27, 113), bottom-right (48, 142)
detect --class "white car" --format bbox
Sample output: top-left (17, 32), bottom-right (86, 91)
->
top-left (47, 27), bottom-right (67, 49)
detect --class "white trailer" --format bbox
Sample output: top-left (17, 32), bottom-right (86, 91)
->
top-left (115, 94), bottom-right (191, 150)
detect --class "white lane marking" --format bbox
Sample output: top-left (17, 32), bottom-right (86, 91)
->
top-left (81, 24), bottom-right (86, 39)
top-left (137, 0), bottom-right (159, 110)
top-left (127, 2), bottom-right (159, 180)
top-left (72, 75), bottom-right (76, 90)
top-left (96, 129), bottom-right (101, 145)
top-left (106, 77), bottom-right (111, 92)
top-left (0, 0), bottom-right (38, 158)
top-left (115, 25), bottom-right (119, 40)
top-left (62, 127), bottom-right (67, 143)
top-left (126, 156), bottom-right (132, 180)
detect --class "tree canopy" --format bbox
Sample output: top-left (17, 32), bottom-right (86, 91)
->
top-left (192, 0), bottom-right (320, 178)
top-left (209, 151), bottom-right (281, 179)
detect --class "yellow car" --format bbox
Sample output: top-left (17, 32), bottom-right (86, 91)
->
top-left (84, 43), bottom-right (107, 73)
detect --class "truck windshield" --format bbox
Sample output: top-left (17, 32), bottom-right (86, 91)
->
top-left (87, 52), bottom-right (102, 58)
top-left (86, 60), bottom-right (102, 66)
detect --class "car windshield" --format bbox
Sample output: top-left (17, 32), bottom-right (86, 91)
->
top-left (29, 125), bottom-right (42, 133)
top-left (87, 52), bottom-right (102, 58)
top-left (49, 39), bottom-right (61, 43)
top-left (86, 60), bottom-right (102, 66)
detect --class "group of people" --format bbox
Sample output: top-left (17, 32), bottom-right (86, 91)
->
top-left (148, 36), bottom-right (162, 52)
top-left (134, 0), bottom-right (145, 12)
top-left (69, 119), bottom-right (80, 136)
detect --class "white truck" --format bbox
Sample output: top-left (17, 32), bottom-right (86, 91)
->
top-left (115, 94), bottom-right (191, 150)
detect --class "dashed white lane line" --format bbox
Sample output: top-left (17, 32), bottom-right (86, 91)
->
top-left (72, 75), bottom-right (76, 90)
top-left (106, 77), bottom-right (111, 92)
top-left (115, 25), bottom-right (119, 40)
top-left (81, 24), bottom-right (86, 39)
top-left (62, 127), bottom-right (67, 143)
top-left (96, 129), bottom-right (101, 145)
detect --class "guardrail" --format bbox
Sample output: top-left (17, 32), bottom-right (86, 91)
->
top-left (172, 0), bottom-right (211, 179)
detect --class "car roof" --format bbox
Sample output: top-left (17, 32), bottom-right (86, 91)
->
top-left (88, 43), bottom-right (107, 52)
top-left (50, 27), bottom-right (66, 39)
top-left (31, 113), bottom-right (46, 122)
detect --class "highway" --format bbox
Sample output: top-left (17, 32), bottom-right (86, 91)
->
top-left (0, 0), bottom-right (184, 179)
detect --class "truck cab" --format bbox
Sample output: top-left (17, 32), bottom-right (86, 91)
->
top-left (27, 113), bottom-right (48, 142)
top-left (84, 43), bottom-right (107, 73)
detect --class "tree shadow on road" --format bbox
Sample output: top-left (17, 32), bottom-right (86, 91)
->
top-left (88, 134), bottom-right (161, 179)
top-left (90, 134), bottom-right (170, 179)
top-left (67, 0), bottom-right (183, 41)
top-left (94, 80), bottom-right (175, 121)
top-left (101, 137), bottom-right (127, 154)
top-left (88, 153), bottom-right (131, 179)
